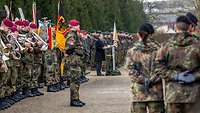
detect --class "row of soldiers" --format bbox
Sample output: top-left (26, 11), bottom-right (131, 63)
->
top-left (0, 18), bottom-right (92, 110)
top-left (0, 17), bottom-right (135, 109)
top-left (126, 12), bottom-right (200, 113)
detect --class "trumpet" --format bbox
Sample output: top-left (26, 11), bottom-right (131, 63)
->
top-left (7, 33), bottom-right (25, 51)
top-left (31, 31), bottom-right (48, 51)
top-left (6, 33), bottom-right (23, 60)
top-left (0, 50), bottom-right (9, 72)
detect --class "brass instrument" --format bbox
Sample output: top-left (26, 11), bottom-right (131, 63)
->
top-left (18, 34), bottom-right (35, 45)
top-left (0, 51), bottom-right (9, 72)
top-left (6, 33), bottom-right (23, 60)
top-left (31, 31), bottom-right (48, 51)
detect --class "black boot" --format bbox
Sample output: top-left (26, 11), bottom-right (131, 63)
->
top-left (47, 85), bottom-right (57, 92)
top-left (70, 100), bottom-right (84, 107)
top-left (22, 88), bottom-right (34, 97)
top-left (60, 82), bottom-right (65, 90)
top-left (9, 93), bottom-right (20, 102)
top-left (0, 98), bottom-right (11, 110)
top-left (78, 100), bottom-right (86, 106)
top-left (31, 88), bottom-right (44, 96)
top-left (54, 83), bottom-right (61, 92)
top-left (15, 89), bottom-right (24, 101)
top-left (4, 96), bottom-right (15, 105)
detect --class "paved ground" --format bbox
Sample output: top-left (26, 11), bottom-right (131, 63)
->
top-left (0, 70), bottom-right (131, 113)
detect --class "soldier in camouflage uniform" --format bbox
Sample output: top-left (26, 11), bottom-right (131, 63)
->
top-left (126, 23), bottom-right (164, 113)
top-left (45, 48), bottom-right (59, 92)
top-left (155, 16), bottom-right (200, 113)
top-left (186, 12), bottom-right (200, 41)
top-left (63, 30), bottom-right (85, 107)
top-left (21, 41), bottom-right (34, 97)
top-left (31, 40), bottom-right (44, 96)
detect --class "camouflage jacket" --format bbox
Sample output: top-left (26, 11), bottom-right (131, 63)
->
top-left (155, 32), bottom-right (200, 103)
top-left (126, 38), bottom-right (162, 102)
top-left (33, 46), bottom-right (43, 64)
top-left (63, 32), bottom-right (83, 74)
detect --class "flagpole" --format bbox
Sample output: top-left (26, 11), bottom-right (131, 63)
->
top-left (112, 22), bottom-right (116, 71)
top-left (112, 45), bottom-right (116, 71)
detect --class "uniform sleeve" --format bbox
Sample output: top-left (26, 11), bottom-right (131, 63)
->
top-left (126, 48), bottom-right (145, 84)
top-left (154, 45), bottom-right (177, 81)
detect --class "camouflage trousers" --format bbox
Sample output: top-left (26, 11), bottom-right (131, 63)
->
top-left (31, 64), bottom-right (42, 88)
top-left (105, 55), bottom-right (112, 75)
top-left (166, 103), bottom-right (195, 113)
top-left (0, 72), bottom-right (8, 98)
top-left (69, 69), bottom-right (81, 101)
top-left (46, 73), bottom-right (56, 86)
top-left (131, 101), bottom-right (164, 113)
top-left (21, 64), bottom-right (32, 88)
top-left (6, 66), bottom-right (19, 95)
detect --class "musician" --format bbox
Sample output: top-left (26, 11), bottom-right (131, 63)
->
top-left (31, 23), bottom-right (44, 96)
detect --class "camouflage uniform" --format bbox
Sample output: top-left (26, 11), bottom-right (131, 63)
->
top-left (155, 32), bottom-right (200, 113)
top-left (45, 49), bottom-right (56, 86)
top-left (126, 39), bottom-right (163, 113)
top-left (105, 38), bottom-right (113, 75)
top-left (63, 32), bottom-right (83, 102)
top-left (0, 60), bottom-right (7, 99)
top-left (32, 46), bottom-right (43, 88)
top-left (6, 52), bottom-right (21, 96)
top-left (21, 49), bottom-right (34, 89)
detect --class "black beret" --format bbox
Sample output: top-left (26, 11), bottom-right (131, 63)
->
top-left (145, 23), bottom-right (154, 34)
top-left (176, 15), bottom-right (191, 25)
top-left (186, 12), bottom-right (198, 26)
top-left (139, 24), bottom-right (150, 33)
top-left (139, 23), bottom-right (154, 34)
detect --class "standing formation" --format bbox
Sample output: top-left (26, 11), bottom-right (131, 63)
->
top-left (126, 12), bottom-right (200, 113)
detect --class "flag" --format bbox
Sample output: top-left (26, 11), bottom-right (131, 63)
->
top-left (47, 26), bottom-right (53, 49)
top-left (32, 1), bottom-right (37, 24)
top-left (56, 0), bottom-right (66, 76)
top-left (56, 0), bottom-right (66, 52)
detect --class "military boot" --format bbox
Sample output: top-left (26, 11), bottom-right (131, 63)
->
top-left (78, 100), bottom-right (86, 106)
top-left (22, 88), bottom-right (34, 97)
top-left (70, 100), bottom-right (84, 107)
top-left (4, 96), bottom-right (15, 105)
top-left (0, 98), bottom-right (11, 110)
top-left (54, 83), bottom-right (61, 92)
top-left (31, 88), bottom-right (44, 96)
top-left (9, 93), bottom-right (20, 102)
top-left (59, 82), bottom-right (66, 90)
top-left (47, 85), bottom-right (57, 92)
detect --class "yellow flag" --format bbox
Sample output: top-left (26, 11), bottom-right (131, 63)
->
top-left (56, 30), bottom-right (66, 52)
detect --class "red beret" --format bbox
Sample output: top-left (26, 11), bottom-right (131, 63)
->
top-left (3, 18), bottom-right (13, 27)
top-left (10, 25), bottom-right (17, 32)
top-left (29, 23), bottom-right (37, 29)
top-left (22, 20), bottom-right (30, 27)
top-left (68, 19), bottom-right (80, 26)
top-left (15, 20), bottom-right (24, 26)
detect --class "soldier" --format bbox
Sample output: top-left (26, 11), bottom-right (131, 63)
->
top-left (186, 12), bottom-right (200, 40)
top-left (126, 23), bottom-right (164, 113)
top-left (155, 16), bottom-right (200, 113)
top-left (45, 48), bottom-right (58, 92)
top-left (0, 21), bottom-right (11, 109)
top-left (63, 29), bottom-right (85, 107)
top-left (79, 31), bottom-right (90, 83)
